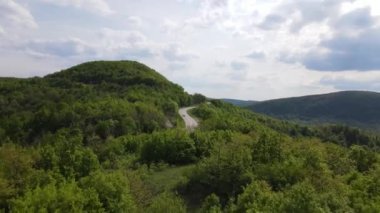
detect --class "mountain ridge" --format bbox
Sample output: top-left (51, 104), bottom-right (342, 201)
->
top-left (221, 98), bottom-right (258, 107)
top-left (248, 90), bottom-right (380, 130)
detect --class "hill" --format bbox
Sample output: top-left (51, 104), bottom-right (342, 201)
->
top-left (0, 61), bottom-right (193, 143)
top-left (221, 98), bottom-right (258, 107)
top-left (0, 62), bottom-right (379, 212)
top-left (249, 91), bottom-right (380, 130)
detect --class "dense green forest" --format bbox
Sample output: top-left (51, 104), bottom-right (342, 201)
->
top-left (0, 61), bottom-right (379, 212)
top-left (221, 99), bottom-right (258, 107)
top-left (248, 91), bottom-right (380, 130)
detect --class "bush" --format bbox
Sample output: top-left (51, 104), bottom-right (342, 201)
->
top-left (146, 192), bottom-right (186, 213)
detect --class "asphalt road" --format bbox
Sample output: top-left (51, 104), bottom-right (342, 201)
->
top-left (179, 106), bottom-right (198, 131)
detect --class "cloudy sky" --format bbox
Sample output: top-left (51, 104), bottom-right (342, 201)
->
top-left (1, 0), bottom-right (380, 100)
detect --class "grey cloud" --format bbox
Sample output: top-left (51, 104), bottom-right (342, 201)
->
top-left (258, 14), bottom-right (286, 30)
top-left (303, 28), bottom-right (380, 71)
top-left (261, 0), bottom-right (353, 32)
top-left (162, 44), bottom-right (197, 62)
top-left (228, 61), bottom-right (249, 80)
top-left (22, 38), bottom-right (96, 58)
top-left (118, 47), bottom-right (155, 59)
top-left (288, 0), bottom-right (349, 32)
top-left (168, 62), bottom-right (187, 71)
top-left (246, 51), bottom-right (265, 60)
top-left (230, 61), bottom-right (248, 70)
top-left (19, 32), bottom-right (156, 61)
top-left (331, 7), bottom-right (375, 30)
top-left (277, 52), bottom-right (298, 64)
top-left (40, 0), bottom-right (114, 16)
top-left (320, 76), bottom-right (380, 91)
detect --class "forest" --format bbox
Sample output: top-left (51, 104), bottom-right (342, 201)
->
top-left (0, 61), bottom-right (379, 212)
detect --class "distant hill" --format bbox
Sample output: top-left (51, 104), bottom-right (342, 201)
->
top-left (248, 91), bottom-right (380, 130)
top-left (221, 98), bottom-right (258, 107)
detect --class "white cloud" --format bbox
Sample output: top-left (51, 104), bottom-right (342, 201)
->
top-left (246, 51), bottom-right (266, 60)
top-left (162, 44), bottom-right (198, 62)
top-left (7, 28), bottom-right (159, 62)
top-left (126, 16), bottom-right (142, 28)
top-left (0, 0), bottom-right (37, 32)
top-left (320, 73), bottom-right (380, 91)
top-left (96, 28), bottom-right (157, 60)
top-left (41, 0), bottom-right (114, 15)
top-left (3, 0), bottom-right (380, 100)
top-left (0, 25), bottom-right (4, 35)
top-left (168, 62), bottom-right (187, 71)
top-left (98, 28), bottom-right (147, 47)
top-left (21, 38), bottom-right (95, 58)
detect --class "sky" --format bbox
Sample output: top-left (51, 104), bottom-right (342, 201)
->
top-left (1, 0), bottom-right (380, 100)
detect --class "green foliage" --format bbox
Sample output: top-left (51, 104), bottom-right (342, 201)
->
top-left (252, 132), bottom-right (284, 164)
top-left (349, 145), bottom-right (378, 172)
top-left (281, 181), bottom-right (323, 213)
top-left (37, 129), bottom-right (100, 179)
top-left (315, 125), bottom-right (380, 150)
top-left (146, 192), bottom-right (186, 213)
top-left (98, 129), bottom-right (198, 166)
top-left (188, 141), bottom-right (253, 201)
top-left (236, 181), bottom-right (279, 212)
top-left (0, 61), bottom-right (191, 144)
top-left (192, 93), bottom-right (207, 105)
top-left (348, 167), bottom-right (380, 212)
top-left (11, 182), bottom-right (103, 213)
top-left (0, 144), bottom-right (34, 191)
top-left (79, 171), bottom-right (137, 212)
top-left (1, 61), bottom-right (380, 212)
top-left (200, 194), bottom-right (222, 213)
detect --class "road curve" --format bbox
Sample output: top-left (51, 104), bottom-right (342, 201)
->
top-left (179, 106), bottom-right (198, 131)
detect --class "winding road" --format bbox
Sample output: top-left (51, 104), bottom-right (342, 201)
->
top-left (179, 106), bottom-right (198, 131)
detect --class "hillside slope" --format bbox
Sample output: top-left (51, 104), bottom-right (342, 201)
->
top-left (0, 62), bottom-right (379, 212)
top-left (0, 61), bottom-right (192, 144)
top-left (249, 91), bottom-right (380, 129)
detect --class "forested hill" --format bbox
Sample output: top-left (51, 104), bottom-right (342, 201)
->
top-left (249, 91), bottom-right (380, 130)
top-left (221, 98), bottom-right (258, 107)
top-left (0, 61), bottom-right (193, 144)
top-left (0, 61), bottom-right (379, 212)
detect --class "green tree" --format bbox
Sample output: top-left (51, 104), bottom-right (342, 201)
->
top-left (79, 171), bottom-right (137, 212)
top-left (252, 132), bottom-right (283, 164)
top-left (192, 93), bottom-right (207, 105)
top-left (281, 181), bottom-right (323, 213)
top-left (146, 192), bottom-right (186, 213)
top-left (349, 145), bottom-right (377, 172)
top-left (189, 142), bottom-right (253, 200)
top-left (200, 193), bottom-right (222, 213)
top-left (236, 181), bottom-right (279, 213)
top-left (10, 182), bottom-right (103, 212)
